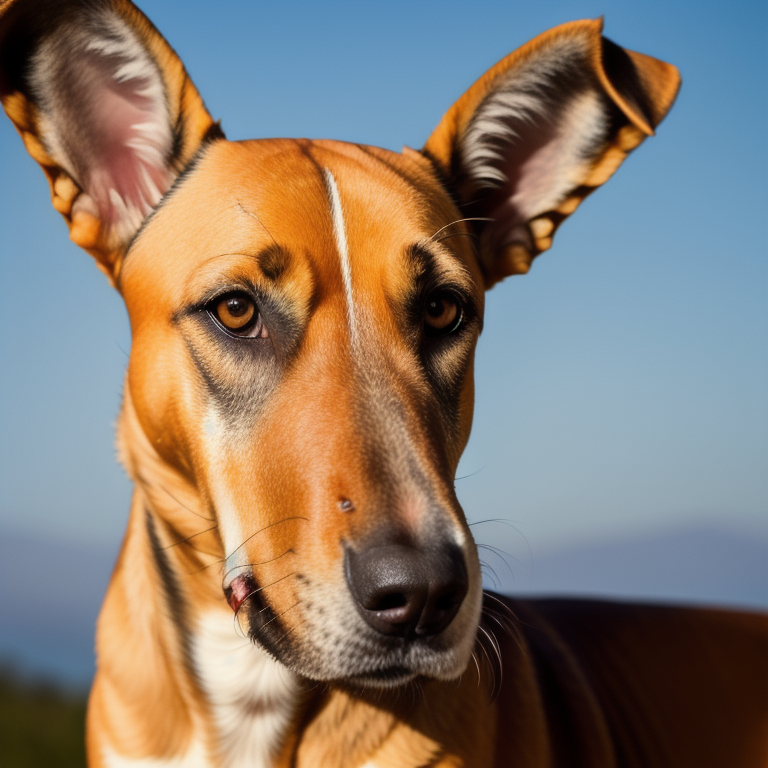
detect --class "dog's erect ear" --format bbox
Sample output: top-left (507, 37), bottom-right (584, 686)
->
top-left (423, 19), bottom-right (680, 287)
top-left (0, 0), bottom-right (221, 284)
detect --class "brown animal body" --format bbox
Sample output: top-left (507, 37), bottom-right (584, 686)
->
top-left (1, 1), bottom-right (766, 766)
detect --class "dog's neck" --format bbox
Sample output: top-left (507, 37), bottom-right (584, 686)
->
top-left (193, 609), bottom-right (301, 768)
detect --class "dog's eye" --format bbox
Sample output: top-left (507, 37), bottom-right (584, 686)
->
top-left (209, 293), bottom-right (268, 338)
top-left (424, 292), bottom-right (462, 337)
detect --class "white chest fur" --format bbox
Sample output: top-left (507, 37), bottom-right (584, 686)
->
top-left (193, 609), bottom-right (301, 768)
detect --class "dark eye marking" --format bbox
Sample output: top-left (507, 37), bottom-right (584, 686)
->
top-left (406, 246), bottom-right (472, 330)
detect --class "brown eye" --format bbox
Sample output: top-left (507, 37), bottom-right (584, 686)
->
top-left (210, 293), bottom-right (267, 338)
top-left (424, 292), bottom-right (462, 337)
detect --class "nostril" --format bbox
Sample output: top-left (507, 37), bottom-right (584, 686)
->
top-left (435, 592), bottom-right (460, 611)
top-left (372, 592), bottom-right (409, 612)
top-left (416, 568), bottom-right (468, 637)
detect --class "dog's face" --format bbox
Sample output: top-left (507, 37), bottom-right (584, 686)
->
top-left (122, 138), bottom-right (485, 683)
top-left (0, 0), bottom-right (678, 688)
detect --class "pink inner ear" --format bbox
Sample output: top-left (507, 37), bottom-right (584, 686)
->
top-left (83, 54), bottom-right (173, 230)
top-left (32, 16), bottom-right (174, 241)
top-left (480, 118), bottom-right (563, 246)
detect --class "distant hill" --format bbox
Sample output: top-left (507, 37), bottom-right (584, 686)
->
top-left (0, 529), bottom-right (118, 686)
top-left (478, 523), bottom-right (768, 608)
top-left (1, 523), bottom-right (766, 686)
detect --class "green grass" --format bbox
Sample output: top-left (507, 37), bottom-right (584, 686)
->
top-left (0, 663), bottom-right (87, 768)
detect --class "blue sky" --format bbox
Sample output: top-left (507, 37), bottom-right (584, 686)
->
top-left (1, 0), bottom-right (766, 572)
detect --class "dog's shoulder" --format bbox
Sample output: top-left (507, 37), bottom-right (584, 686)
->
top-left (500, 595), bottom-right (768, 768)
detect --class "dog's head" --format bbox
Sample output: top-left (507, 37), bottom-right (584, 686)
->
top-left (0, 0), bottom-right (678, 686)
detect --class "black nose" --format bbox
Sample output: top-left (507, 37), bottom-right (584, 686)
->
top-left (345, 542), bottom-right (468, 639)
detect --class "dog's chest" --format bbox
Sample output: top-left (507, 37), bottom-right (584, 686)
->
top-left (193, 610), bottom-right (301, 768)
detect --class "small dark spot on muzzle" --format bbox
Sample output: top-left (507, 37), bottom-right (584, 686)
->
top-left (344, 541), bottom-right (468, 639)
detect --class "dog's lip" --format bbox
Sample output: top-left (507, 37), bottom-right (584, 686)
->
top-left (225, 573), bottom-right (255, 613)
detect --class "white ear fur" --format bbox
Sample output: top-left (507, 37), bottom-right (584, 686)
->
top-left (30, 9), bottom-right (173, 245)
top-left (460, 37), bottom-right (607, 196)
top-left (462, 86), bottom-right (608, 225)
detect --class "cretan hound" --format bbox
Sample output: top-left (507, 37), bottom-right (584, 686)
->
top-left (1, 1), bottom-right (766, 766)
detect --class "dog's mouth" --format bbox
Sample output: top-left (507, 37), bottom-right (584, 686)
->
top-left (225, 568), bottom-right (482, 686)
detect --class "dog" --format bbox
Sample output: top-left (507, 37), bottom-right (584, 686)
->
top-left (2, 1), bottom-right (767, 766)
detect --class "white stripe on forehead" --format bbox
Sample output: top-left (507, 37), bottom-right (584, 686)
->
top-left (323, 168), bottom-right (358, 341)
